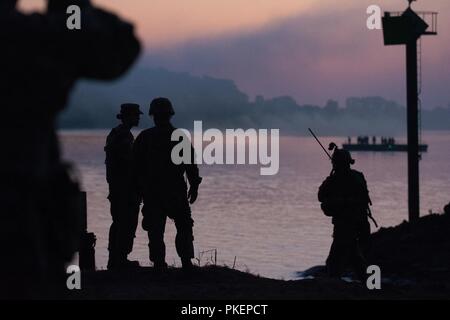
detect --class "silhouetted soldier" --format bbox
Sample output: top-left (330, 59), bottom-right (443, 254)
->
top-left (133, 98), bottom-right (202, 271)
top-left (0, 0), bottom-right (140, 298)
top-left (318, 147), bottom-right (372, 280)
top-left (105, 104), bottom-right (143, 269)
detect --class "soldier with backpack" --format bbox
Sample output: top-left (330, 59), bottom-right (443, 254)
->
top-left (318, 143), bottom-right (374, 280)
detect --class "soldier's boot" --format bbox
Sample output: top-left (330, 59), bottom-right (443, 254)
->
top-left (175, 218), bottom-right (195, 272)
top-left (117, 258), bottom-right (140, 269)
top-left (351, 250), bottom-right (368, 282)
top-left (107, 222), bottom-right (117, 269)
top-left (181, 258), bottom-right (193, 271)
top-left (108, 250), bottom-right (139, 270)
top-left (326, 241), bottom-right (346, 278)
top-left (153, 260), bottom-right (168, 272)
top-left (107, 250), bottom-right (117, 270)
top-left (148, 228), bottom-right (167, 272)
top-left (108, 258), bottom-right (140, 270)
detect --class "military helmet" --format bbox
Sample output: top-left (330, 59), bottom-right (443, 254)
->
top-left (117, 103), bottom-right (143, 119)
top-left (332, 149), bottom-right (355, 166)
top-left (149, 97), bottom-right (175, 116)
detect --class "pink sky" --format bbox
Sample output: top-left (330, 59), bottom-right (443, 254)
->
top-left (21, 0), bottom-right (315, 47)
top-left (20, 0), bottom-right (450, 108)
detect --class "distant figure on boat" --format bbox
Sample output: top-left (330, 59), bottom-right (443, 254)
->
top-left (105, 104), bottom-right (143, 269)
top-left (357, 136), bottom-right (369, 145)
top-left (318, 145), bottom-right (373, 280)
top-left (343, 135), bottom-right (424, 153)
top-left (381, 137), bottom-right (395, 145)
top-left (133, 98), bottom-right (202, 271)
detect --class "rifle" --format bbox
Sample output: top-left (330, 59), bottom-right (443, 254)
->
top-left (308, 128), bottom-right (332, 160)
top-left (308, 128), bottom-right (335, 175)
top-left (367, 196), bottom-right (379, 228)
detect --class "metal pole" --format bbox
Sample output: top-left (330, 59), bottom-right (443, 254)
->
top-left (79, 191), bottom-right (87, 232)
top-left (406, 39), bottom-right (420, 222)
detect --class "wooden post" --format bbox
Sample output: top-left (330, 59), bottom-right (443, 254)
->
top-left (78, 192), bottom-right (96, 271)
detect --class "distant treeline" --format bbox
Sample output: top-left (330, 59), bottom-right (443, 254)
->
top-left (60, 67), bottom-right (450, 135)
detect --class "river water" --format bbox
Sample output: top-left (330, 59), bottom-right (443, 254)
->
top-left (59, 130), bottom-right (450, 279)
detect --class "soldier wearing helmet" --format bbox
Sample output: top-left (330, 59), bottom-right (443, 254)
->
top-left (318, 144), bottom-right (372, 280)
top-left (105, 103), bottom-right (143, 269)
top-left (133, 97), bottom-right (202, 271)
top-left (148, 97), bottom-right (176, 116)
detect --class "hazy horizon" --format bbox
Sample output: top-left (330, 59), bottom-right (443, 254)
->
top-left (20, 0), bottom-right (450, 109)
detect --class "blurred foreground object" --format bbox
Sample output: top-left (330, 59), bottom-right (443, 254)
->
top-left (0, 0), bottom-right (140, 298)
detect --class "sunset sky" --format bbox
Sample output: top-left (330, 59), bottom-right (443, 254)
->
top-left (20, 0), bottom-right (450, 108)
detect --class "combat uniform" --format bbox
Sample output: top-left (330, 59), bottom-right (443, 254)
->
top-left (105, 124), bottom-right (140, 268)
top-left (133, 124), bottom-right (202, 267)
top-left (318, 162), bottom-right (371, 279)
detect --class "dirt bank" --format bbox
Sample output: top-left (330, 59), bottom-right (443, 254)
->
top-left (70, 213), bottom-right (450, 299)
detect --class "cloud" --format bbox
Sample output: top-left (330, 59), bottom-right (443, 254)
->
top-left (143, 3), bottom-right (450, 109)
